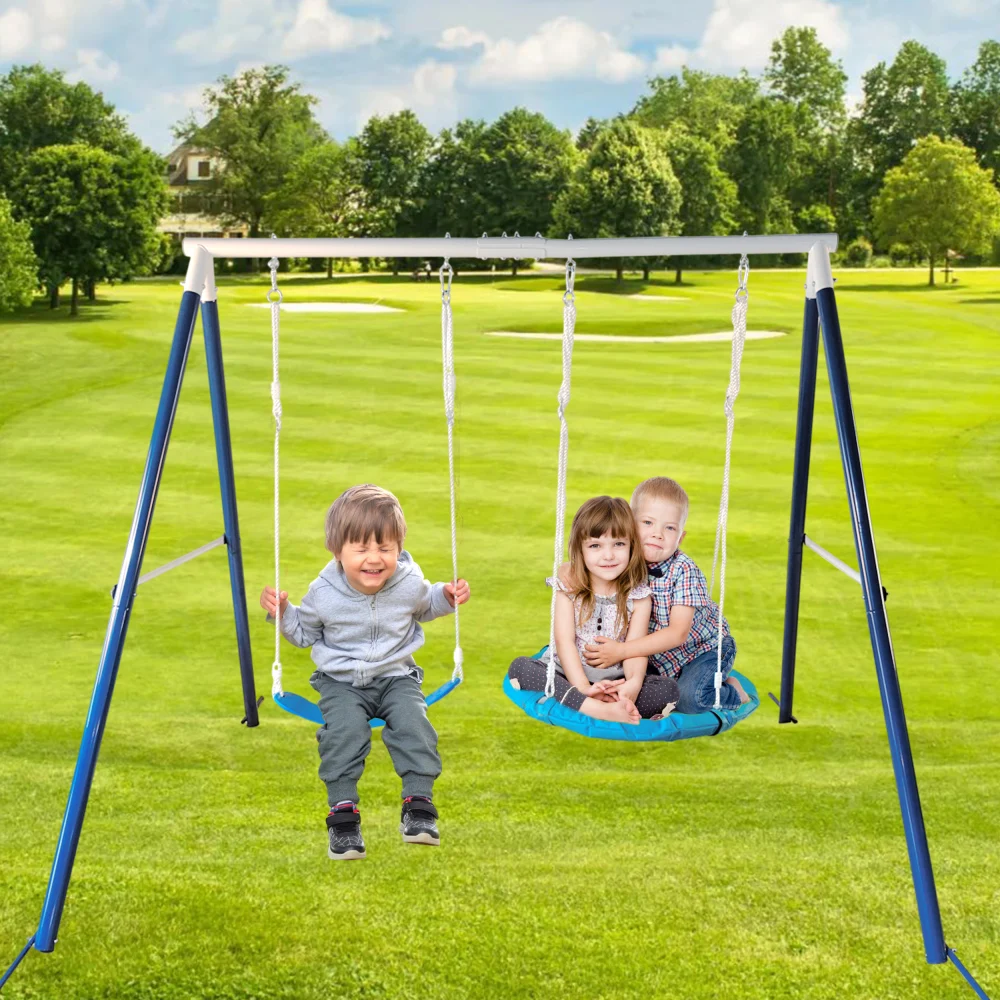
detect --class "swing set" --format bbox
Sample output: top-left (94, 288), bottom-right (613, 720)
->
top-left (2, 232), bottom-right (992, 999)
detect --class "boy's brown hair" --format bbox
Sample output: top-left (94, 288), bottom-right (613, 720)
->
top-left (325, 484), bottom-right (407, 556)
top-left (565, 496), bottom-right (648, 629)
top-left (630, 476), bottom-right (690, 526)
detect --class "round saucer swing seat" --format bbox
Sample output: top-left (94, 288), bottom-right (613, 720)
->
top-left (503, 253), bottom-right (759, 743)
top-left (503, 657), bottom-right (759, 743)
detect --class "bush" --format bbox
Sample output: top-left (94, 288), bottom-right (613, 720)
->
top-left (889, 243), bottom-right (911, 266)
top-left (845, 238), bottom-right (873, 267)
top-left (872, 255), bottom-right (892, 268)
top-left (0, 195), bottom-right (38, 312)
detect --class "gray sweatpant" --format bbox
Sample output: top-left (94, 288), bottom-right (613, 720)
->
top-left (309, 671), bottom-right (441, 806)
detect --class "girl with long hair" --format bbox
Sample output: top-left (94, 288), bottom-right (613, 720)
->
top-left (508, 496), bottom-right (680, 725)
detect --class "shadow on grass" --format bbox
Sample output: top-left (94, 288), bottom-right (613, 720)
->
top-left (836, 283), bottom-right (956, 293)
top-left (2, 298), bottom-right (130, 326)
top-left (959, 297), bottom-right (1000, 305)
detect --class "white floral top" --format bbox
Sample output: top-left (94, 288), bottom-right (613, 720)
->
top-left (545, 578), bottom-right (652, 683)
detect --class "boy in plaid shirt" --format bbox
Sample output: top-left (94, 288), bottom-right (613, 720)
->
top-left (581, 477), bottom-right (750, 713)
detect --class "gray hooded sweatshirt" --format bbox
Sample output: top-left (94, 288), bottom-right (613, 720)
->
top-left (272, 551), bottom-right (455, 687)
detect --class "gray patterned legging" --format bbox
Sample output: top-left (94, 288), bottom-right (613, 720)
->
top-left (508, 657), bottom-right (680, 718)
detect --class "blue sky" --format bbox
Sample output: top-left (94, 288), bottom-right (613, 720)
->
top-left (0, 0), bottom-right (996, 155)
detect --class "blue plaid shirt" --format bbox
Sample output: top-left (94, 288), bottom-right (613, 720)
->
top-left (646, 550), bottom-right (730, 679)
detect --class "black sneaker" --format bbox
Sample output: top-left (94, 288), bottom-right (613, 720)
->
top-left (400, 795), bottom-right (440, 846)
top-left (326, 803), bottom-right (366, 860)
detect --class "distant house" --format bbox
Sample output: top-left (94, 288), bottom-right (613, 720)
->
top-left (159, 144), bottom-right (248, 241)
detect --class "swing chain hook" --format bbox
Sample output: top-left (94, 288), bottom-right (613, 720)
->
top-left (735, 253), bottom-right (750, 302)
top-left (267, 233), bottom-right (283, 304)
top-left (563, 257), bottom-right (576, 304)
top-left (440, 259), bottom-right (453, 304)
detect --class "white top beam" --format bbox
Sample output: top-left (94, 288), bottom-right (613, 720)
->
top-left (181, 233), bottom-right (838, 260)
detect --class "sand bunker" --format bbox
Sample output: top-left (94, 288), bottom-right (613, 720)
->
top-left (248, 302), bottom-right (402, 313)
top-left (486, 331), bottom-right (785, 344)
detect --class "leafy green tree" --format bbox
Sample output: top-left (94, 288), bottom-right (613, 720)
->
top-left (272, 140), bottom-right (361, 276)
top-left (475, 108), bottom-right (577, 274)
top-left (723, 96), bottom-right (803, 237)
top-left (764, 27), bottom-right (847, 133)
top-left (764, 27), bottom-right (849, 220)
top-left (553, 120), bottom-right (682, 282)
top-left (0, 194), bottom-right (38, 312)
top-left (660, 125), bottom-right (738, 283)
top-left (174, 65), bottom-right (325, 256)
top-left (952, 40), bottom-right (1000, 180)
top-left (355, 111), bottom-right (431, 232)
top-left (850, 41), bottom-right (952, 230)
top-left (18, 144), bottom-right (168, 315)
top-left (632, 69), bottom-right (759, 155)
top-left (576, 117), bottom-right (608, 152)
top-left (351, 111), bottom-right (432, 272)
top-left (873, 136), bottom-right (1000, 284)
top-left (0, 63), bottom-right (135, 195)
top-left (412, 119), bottom-right (490, 263)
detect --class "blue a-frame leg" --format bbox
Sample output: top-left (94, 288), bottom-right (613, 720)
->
top-left (777, 244), bottom-right (990, 997)
top-left (1, 250), bottom-right (259, 980)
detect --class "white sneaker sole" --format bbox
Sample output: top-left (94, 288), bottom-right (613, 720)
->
top-left (328, 847), bottom-right (366, 860)
top-left (400, 824), bottom-right (440, 846)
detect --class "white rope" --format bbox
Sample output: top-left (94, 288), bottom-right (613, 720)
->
top-left (267, 246), bottom-right (284, 698)
top-left (440, 259), bottom-right (463, 682)
top-left (709, 253), bottom-right (749, 709)
top-left (545, 258), bottom-right (576, 699)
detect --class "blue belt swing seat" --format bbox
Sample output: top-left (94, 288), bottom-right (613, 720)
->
top-left (504, 255), bottom-right (759, 741)
top-left (265, 252), bottom-right (465, 729)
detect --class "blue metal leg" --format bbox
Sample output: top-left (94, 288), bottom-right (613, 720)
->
top-left (779, 293), bottom-right (820, 724)
top-left (202, 298), bottom-right (258, 727)
top-left (33, 289), bottom-right (201, 953)
top-left (814, 279), bottom-right (947, 965)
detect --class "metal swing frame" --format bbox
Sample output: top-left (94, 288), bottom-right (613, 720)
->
top-left (3, 232), bottom-right (991, 999)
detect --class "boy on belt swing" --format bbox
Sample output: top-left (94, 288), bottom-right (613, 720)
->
top-left (261, 484), bottom-right (470, 861)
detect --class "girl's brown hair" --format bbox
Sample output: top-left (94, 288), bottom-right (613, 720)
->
top-left (565, 496), bottom-right (647, 628)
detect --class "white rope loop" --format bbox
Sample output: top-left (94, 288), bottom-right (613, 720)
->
top-left (268, 244), bottom-right (284, 697)
top-left (709, 252), bottom-right (750, 708)
top-left (440, 258), bottom-right (462, 681)
top-left (545, 257), bottom-right (576, 699)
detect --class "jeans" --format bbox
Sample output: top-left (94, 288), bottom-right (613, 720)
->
top-left (674, 635), bottom-right (739, 714)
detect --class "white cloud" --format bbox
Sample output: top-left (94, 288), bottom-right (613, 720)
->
top-left (444, 17), bottom-right (646, 85)
top-left (653, 0), bottom-right (848, 73)
top-left (357, 59), bottom-right (457, 129)
top-left (66, 49), bottom-right (121, 85)
top-left (437, 26), bottom-right (490, 50)
top-left (174, 0), bottom-right (279, 62)
top-left (0, 8), bottom-right (33, 58)
top-left (281, 0), bottom-right (390, 58)
top-left (174, 0), bottom-right (388, 64)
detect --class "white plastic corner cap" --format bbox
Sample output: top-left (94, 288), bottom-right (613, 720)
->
top-left (806, 242), bottom-right (835, 299)
top-left (183, 245), bottom-right (217, 301)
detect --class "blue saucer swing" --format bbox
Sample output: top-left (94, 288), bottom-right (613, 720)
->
top-left (503, 652), bottom-right (759, 742)
top-left (504, 256), bottom-right (758, 743)
top-left (265, 256), bottom-right (464, 728)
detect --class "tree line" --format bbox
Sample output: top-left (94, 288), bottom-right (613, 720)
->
top-left (2, 28), bottom-right (1000, 314)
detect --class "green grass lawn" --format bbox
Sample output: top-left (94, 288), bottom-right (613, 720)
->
top-left (1, 265), bottom-right (998, 1000)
